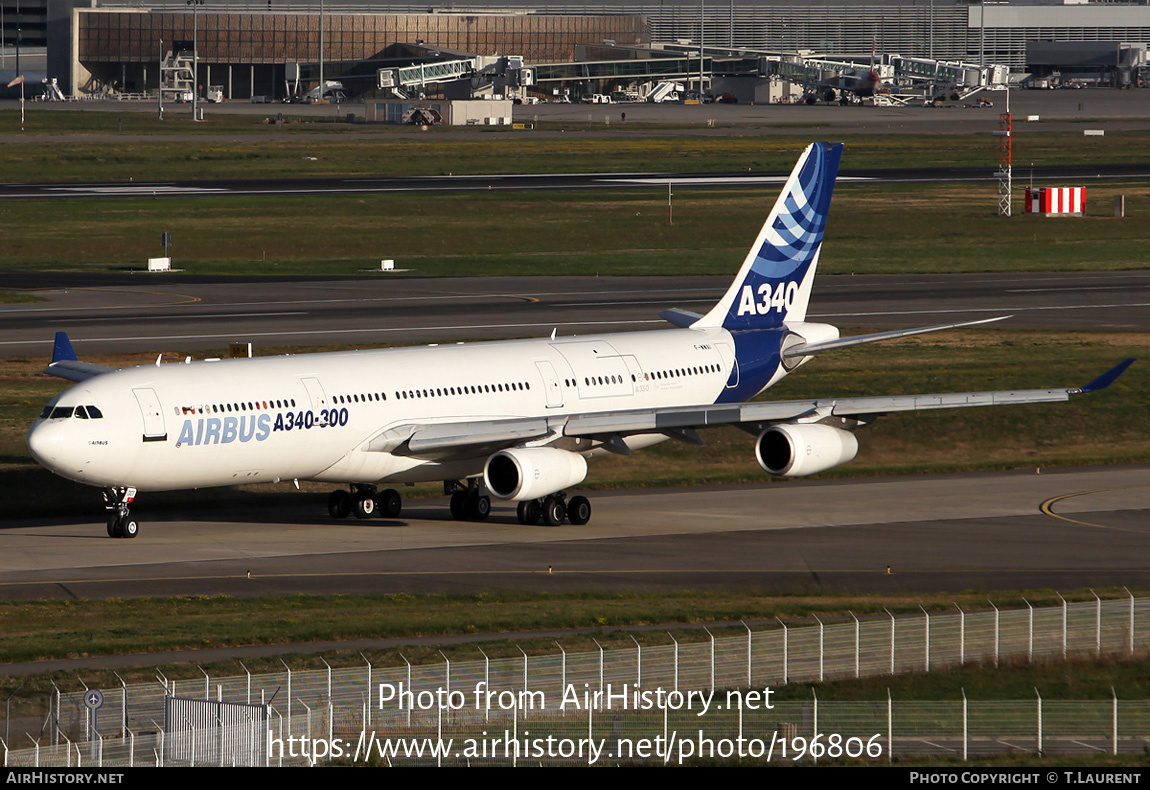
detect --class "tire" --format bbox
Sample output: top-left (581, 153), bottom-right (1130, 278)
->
top-left (107, 516), bottom-right (121, 538)
top-left (468, 494), bottom-right (491, 521)
top-left (121, 519), bottom-right (139, 539)
top-left (517, 500), bottom-right (542, 525)
top-left (328, 490), bottom-right (351, 519)
top-left (543, 496), bottom-right (566, 526)
top-left (567, 495), bottom-right (591, 526)
top-left (449, 491), bottom-right (468, 520)
top-left (353, 493), bottom-right (376, 519)
top-left (378, 489), bottom-right (402, 518)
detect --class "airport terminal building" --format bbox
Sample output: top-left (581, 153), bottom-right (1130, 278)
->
top-left (36, 0), bottom-right (1150, 98)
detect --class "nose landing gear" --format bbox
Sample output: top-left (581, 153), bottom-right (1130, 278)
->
top-left (103, 487), bottom-right (139, 538)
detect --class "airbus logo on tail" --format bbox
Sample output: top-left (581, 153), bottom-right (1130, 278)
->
top-left (736, 281), bottom-right (800, 316)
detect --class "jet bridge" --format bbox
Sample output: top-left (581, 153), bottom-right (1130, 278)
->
top-left (378, 58), bottom-right (479, 91)
top-left (378, 55), bottom-right (533, 99)
top-left (766, 53), bottom-right (1009, 104)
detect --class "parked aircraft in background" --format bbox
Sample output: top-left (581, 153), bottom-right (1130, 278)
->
top-left (801, 65), bottom-right (883, 105)
top-left (26, 143), bottom-right (1134, 538)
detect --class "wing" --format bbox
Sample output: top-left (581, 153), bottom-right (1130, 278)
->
top-left (366, 359), bottom-right (1135, 459)
top-left (564, 358), bottom-right (1135, 440)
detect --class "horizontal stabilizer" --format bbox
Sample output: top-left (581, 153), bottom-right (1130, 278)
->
top-left (659, 308), bottom-right (703, 328)
top-left (44, 332), bottom-right (115, 382)
top-left (784, 316), bottom-right (1011, 358)
top-left (45, 360), bottom-right (118, 382)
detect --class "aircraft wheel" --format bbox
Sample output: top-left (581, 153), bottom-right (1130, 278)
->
top-left (353, 492), bottom-right (375, 519)
top-left (567, 496), bottom-right (592, 526)
top-left (449, 491), bottom-right (468, 520)
top-left (107, 516), bottom-right (121, 538)
top-left (354, 494), bottom-right (377, 519)
top-left (377, 489), bottom-right (402, 518)
top-left (517, 500), bottom-right (542, 525)
top-left (121, 518), bottom-right (139, 539)
top-left (468, 494), bottom-right (491, 521)
top-left (328, 490), bottom-right (351, 519)
top-left (543, 496), bottom-right (566, 527)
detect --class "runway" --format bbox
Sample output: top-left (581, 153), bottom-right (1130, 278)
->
top-left (3, 162), bottom-right (1150, 201)
top-left (1, 466), bottom-right (1147, 599)
top-left (2, 270), bottom-right (1148, 356)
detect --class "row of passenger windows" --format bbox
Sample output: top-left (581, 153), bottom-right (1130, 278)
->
top-left (333, 393), bottom-right (385, 404)
top-left (567, 375), bottom-right (634, 387)
top-left (566, 364), bottom-right (722, 389)
top-left (396, 381), bottom-right (531, 400)
top-left (180, 398), bottom-right (298, 416)
top-left (646, 363), bottom-right (721, 381)
top-left (42, 405), bottom-right (103, 420)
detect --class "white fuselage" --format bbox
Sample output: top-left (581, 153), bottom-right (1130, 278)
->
top-left (28, 325), bottom-right (792, 492)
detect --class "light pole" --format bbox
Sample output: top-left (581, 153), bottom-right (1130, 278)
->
top-left (158, 38), bottom-right (164, 119)
top-left (14, 0), bottom-right (23, 131)
top-left (187, 0), bottom-right (203, 120)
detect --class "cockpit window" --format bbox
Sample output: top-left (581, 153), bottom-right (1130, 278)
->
top-left (75, 406), bottom-right (89, 419)
top-left (49, 406), bottom-right (74, 419)
top-left (87, 405), bottom-right (103, 419)
top-left (40, 405), bottom-right (53, 419)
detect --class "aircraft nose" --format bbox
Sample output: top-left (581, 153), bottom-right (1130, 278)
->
top-left (26, 420), bottom-right (63, 467)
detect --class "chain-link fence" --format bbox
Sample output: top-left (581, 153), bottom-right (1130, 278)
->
top-left (7, 696), bottom-right (1150, 767)
top-left (4, 593), bottom-right (1148, 766)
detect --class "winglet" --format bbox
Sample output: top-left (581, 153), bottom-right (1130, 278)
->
top-left (1075, 358), bottom-right (1136, 394)
top-left (52, 331), bottom-right (79, 363)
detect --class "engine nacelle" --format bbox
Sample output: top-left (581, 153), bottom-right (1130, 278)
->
top-left (755, 424), bottom-right (858, 477)
top-left (484, 447), bottom-right (588, 501)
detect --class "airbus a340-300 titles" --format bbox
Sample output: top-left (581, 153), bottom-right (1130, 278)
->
top-left (26, 142), bottom-right (1134, 538)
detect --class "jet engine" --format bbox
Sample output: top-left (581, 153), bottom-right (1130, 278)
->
top-left (755, 424), bottom-right (858, 477)
top-left (484, 447), bottom-right (588, 501)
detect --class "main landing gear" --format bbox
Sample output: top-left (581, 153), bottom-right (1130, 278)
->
top-left (445, 480), bottom-right (592, 525)
top-left (327, 485), bottom-right (403, 520)
top-left (446, 479), bottom-right (491, 522)
top-left (103, 487), bottom-right (139, 539)
top-left (515, 492), bottom-right (591, 527)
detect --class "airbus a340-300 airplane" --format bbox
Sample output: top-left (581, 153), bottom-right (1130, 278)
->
top-left (27, 142), bottom-right (1133, 538)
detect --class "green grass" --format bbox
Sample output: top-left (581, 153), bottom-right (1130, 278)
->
top-left (2, 181), bottom-right (1150, 277)
top-left (4, 106), bottom-right (1150, 182)
top-left (0, 588), bottom-right (1141, 689)
top-left (0, 292), bottom-right (44, 303)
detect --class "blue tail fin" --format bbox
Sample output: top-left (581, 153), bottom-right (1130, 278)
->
top-left (694, 142), bottom-right (843, 330)
top-left (52, 331), bottom-right (79, 363)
